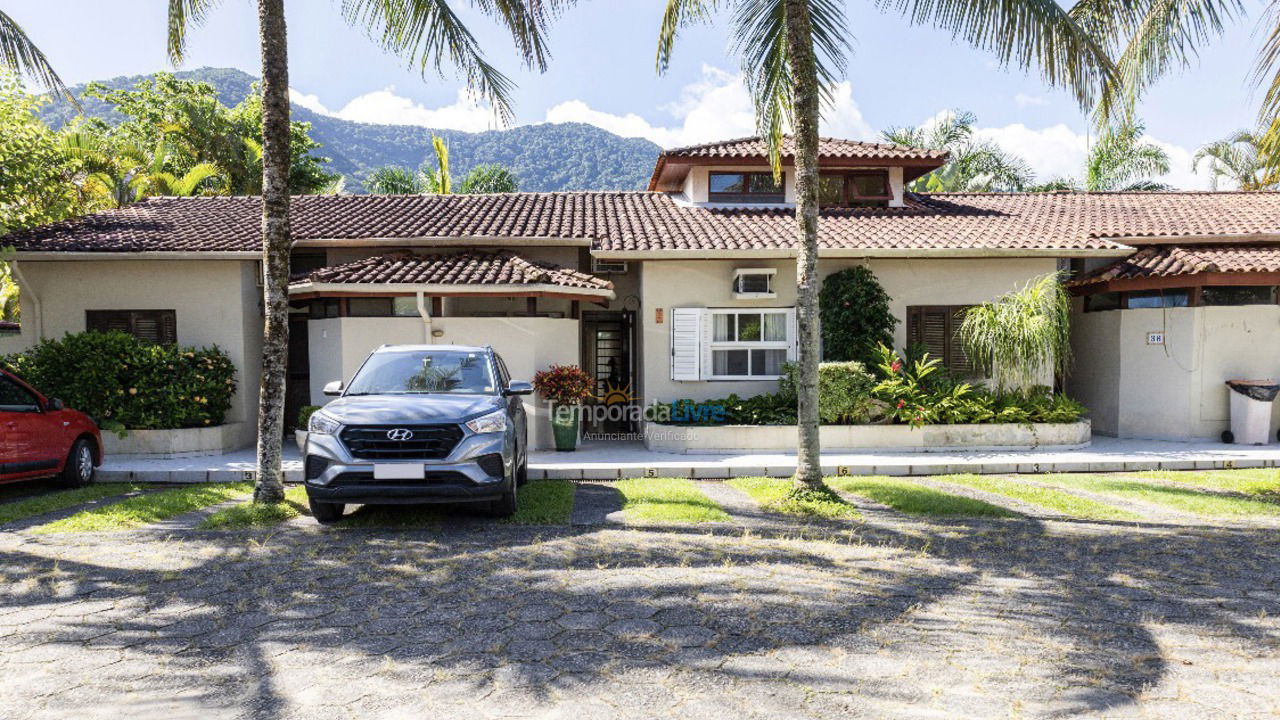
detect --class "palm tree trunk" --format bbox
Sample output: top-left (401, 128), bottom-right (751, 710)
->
top-left (253, 0), bottom-right (290, 504)
top-left (784, 0), bottom-right (823, 489)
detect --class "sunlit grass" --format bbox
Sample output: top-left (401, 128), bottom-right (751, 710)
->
top-left (36, 483), bottom-right (253, 532)
top-left (615, 477), bottom-right (730, 523)
top-left (728, 476), bottom-right (859, 519)
top-left (827, 476), bottom-right (1017, 518)
top-left (505, 480), bottom-right (575, 525)
top-left (200, 485), bottom-right (309, 529)
top-left (1134, 469), bottom-right (1280, 497)
top-left (1040, 474), bottom-right (1280, 518)
top-left (0, 483), bottom-right (140, 526)
top-left (938, 474), bottom-right (1140, 521)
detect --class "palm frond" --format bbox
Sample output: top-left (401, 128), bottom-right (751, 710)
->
top-left (657, 0), bottom-right (720, 73)
top-left (165, 0), bottom-right (221, 65)
top-left (0, 10), bottom-right (76, 107)
top-left (960, 272), bottom-right (1072, 391)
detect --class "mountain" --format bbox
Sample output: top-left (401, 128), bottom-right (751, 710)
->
top-left (38, 67), bottom-right (662, 193)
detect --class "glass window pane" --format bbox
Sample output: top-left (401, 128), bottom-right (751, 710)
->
top-left (738, 313), bottom-right (762, 341)
top-left (1086, 292), bottom-right (1121, 311)
top-left (763, 313), bottom-right (787, 341)
top-left (709, 173), bottom-right (747, 194)
top-left (749, 173), bottom-right (782, 194)
top-left (713, 349), bottom-right (749, 376)
top-left (850, 172), bottom-right (889, 197)
top-left (713, 313), bottom-right (736, 342)
top-left (1202, 286), bottom-right (1275, 306)
top-left (1127, 290), bottom-right (1189, 309)
top-left (750, 349), bottom-right (787, 376)
top-left (736, 273), bottom-right (772, 294)
top-left (392, 297), bottom-right (420, 317)
top-left (818, 175), bottom-right (844, 206)
top-left (348, 298), bottom-right (394, 317)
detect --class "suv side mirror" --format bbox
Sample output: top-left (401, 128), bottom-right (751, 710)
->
top-left (46, 397), bottom-right (64, 411)
top-left (322, 380), bottom-right (344, 397)
top-left (505, 381), bottom-right (534, 396)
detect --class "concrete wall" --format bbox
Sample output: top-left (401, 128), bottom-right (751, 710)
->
top-left (640, 256), bottom-right (1059, 403)
top-left (0, 259), bottom-right (262, 447)
top-left (1072, 304), bottom-right (1280, 441)
top-left (307, 315), bottom-right (580, 449)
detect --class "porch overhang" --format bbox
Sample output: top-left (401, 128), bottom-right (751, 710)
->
top-left (288, 281), bottom-right (615, 305)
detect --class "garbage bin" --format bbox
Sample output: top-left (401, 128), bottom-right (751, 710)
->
top-left (1223, 379), bottom-right (1280, 445)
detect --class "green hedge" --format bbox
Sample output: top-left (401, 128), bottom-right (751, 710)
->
top-left (2, 331), bottom-right (236, 431)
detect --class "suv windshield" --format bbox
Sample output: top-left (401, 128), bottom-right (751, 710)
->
top-left (346, 350), bottom-right (497, 396)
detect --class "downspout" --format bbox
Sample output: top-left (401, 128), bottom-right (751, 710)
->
top-left (10, 261), bottom-right (41, 341)
top-left (416, 290), bottom-right (432, 342)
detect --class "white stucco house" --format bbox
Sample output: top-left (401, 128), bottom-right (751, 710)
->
top-left (4, 135), bottom-right (1280, 447)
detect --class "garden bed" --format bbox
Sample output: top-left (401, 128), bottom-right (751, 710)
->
top-left (102, 423), bottom-right (249, 457)
top-left (644, 420), bottom-right (1090, 454)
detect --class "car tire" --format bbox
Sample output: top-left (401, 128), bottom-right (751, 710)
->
top-left (55, 438), bottom-right (96, 488)
top-left (488, 479), bottom-right (518, 518)
top-left (309, 498), bottom-right (345, 523)
top-left (516, 447), bottom-right (529, 487)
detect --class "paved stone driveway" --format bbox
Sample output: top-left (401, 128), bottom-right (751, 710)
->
top-left (1, 490), bottom-right (1279, 719)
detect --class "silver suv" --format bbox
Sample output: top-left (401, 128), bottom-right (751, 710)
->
top-left (303, 345), bottom-right (531, 522)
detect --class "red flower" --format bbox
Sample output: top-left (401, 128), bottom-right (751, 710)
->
top-left (896, 400), bottom-right (905, 409)
top-left (890, 360), bottom-right (902, 374)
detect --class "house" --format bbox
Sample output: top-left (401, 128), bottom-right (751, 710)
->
top-left (3, 135), bottom-right (1280, 448)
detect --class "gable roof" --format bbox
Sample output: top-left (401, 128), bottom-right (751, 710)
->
top-left (660, 136), bottom-right (950, 162)
top-left (292, 250), bottom-right (613, 292)
top-left (1069, 243), bottom-right (1280, 291)
top-left (9, 190), bottom-right (1280, 259)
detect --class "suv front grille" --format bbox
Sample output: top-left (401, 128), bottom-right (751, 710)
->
top-left (339, 424), bottom-right (464, 460)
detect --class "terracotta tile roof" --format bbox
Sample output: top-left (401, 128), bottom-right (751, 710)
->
top-left (1069, 244), bottom-right (1280, 286)
top-left (9, 190), bottom-right (1280, 257)
top-left (292, 251), bottom-right (613, 293)
top-left (660, 136), bottom-right (949, 162)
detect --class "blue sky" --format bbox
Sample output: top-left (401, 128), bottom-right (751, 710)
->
top-left (18, 0), bottom-right (1270, 188)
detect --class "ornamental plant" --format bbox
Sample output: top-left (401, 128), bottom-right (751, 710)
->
top-left (2, 330), bottom-right (236, 431)
top-left (818, 266), bottom-right (898, 365)
top-left (960, 272), bottom-right (1072, 391)
top-left (532, 364), bottom-right (594, 406)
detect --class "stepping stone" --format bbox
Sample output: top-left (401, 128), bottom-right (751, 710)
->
top-left (570, 483), bottom-right (624, 525)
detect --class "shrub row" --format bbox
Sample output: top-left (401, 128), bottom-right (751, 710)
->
top-left (2, 331), bottom-right (236, 431)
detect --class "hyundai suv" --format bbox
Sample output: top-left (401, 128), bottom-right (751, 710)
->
top-left (303, 345), bottom-right (531, 522)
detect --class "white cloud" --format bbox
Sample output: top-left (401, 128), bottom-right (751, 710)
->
top-left (288, 86), bottom-right (499, 132)
top-left (544, 65), bottom-right (874, 148)
top-left (1014, 93), bottom-right (1048, 108)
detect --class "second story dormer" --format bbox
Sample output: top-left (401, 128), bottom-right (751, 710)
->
top-left (647, 136), bottom-right (949, 209)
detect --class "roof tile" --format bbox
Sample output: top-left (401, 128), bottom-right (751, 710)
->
top-left (292, 250), bottom-right (613, 292)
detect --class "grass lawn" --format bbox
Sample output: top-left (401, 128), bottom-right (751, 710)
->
top-left (1040, 474), bottom-right (1280, 518)
top-left (938, 474), bottom-right (1140, 521)
top-left (827, 476), bottom-right (1017, 518)
top-left (727, 477), bottom-right (859, 519)
top-left (0, 483), bottom-right (140, 526)
top-left (1134, 469), bottom-right (1280, 497)
top-left (615, 477), bottom-right (730, 523)
top-left (506, 479), bottom-right (575, 525)
top-left (36, 483), bottom-right (253, 532)
top-left (200, 485), bottom-right (309, 529)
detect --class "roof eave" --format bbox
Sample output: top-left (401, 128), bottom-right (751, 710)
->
top-left (591, 246), bottom-right (1135, 260)
top-left (288, 281), bottom-right (616, 303)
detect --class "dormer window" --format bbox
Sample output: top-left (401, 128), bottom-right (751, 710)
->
top-left (733, 268), bottom-right (777, 298)
top-left (819, 170), bottom-right (891, 208)
top-left (709, 172), bottom-right (784, 203)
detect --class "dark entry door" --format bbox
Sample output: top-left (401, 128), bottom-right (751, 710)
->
top-left (582, 311), bottom-right (635, 433)
top-left (284, 314), bottom-right (311, 433)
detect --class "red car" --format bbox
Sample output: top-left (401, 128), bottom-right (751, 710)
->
top-left (0, 368), bottom-right (102, 487)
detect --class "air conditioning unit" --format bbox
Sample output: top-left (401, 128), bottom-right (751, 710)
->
top-left (592, 258), bottom-right (629, 274)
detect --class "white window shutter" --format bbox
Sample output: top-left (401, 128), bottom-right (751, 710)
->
top-left (670, 308), bottom-right (704, 381)
top-left (786, 307), bottom-right (798, 360)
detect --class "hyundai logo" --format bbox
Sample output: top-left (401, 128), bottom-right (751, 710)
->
top-left (386, 428), bottom-right (414, 441)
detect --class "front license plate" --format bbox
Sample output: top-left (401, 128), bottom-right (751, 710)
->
top-left (373, 464), bottom-right (425, 480)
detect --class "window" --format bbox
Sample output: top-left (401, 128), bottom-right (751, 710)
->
top-left (906, 306), bottom-right (974, 374)
top-left (592, 259), bottom-right (628, 274)
top-left (86, 310), bottom-right (177, 345)
top-left (732, 268), bottom-right (777, 298)
top-left (1202, 286), bottom-right (1276, 306)
top-left (708, 172), bottom-right (784, 203)
top-left (710, 309), bottom-right (790, 378)
top-left (291, 252), bottom-right (329, 275)
top-left (310, 299), bottom-right (339, 319)
top-left (346, 297), bottom-right (421, 318)
top-left (818, 170), bottom-right (891, 208)
top-left (1126, 290), bottom-right (1189, 309)
top-left (1084, 292), bottom-right (1121, 312)
top-left (0, 375), bottom-right (40, 413)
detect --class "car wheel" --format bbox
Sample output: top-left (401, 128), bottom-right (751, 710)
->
top-left (516, 446), bottom-right (529, 487)
top-left (56, 438), bottom-right (96, 488)
top-left (488, 478), bottom-right (518, 518)
top-left (309, 498), bottom-right (345, 523)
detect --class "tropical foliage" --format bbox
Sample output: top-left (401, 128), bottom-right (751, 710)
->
top-left (0, 9), bottom-right (72, 103)
top-left (365, 136), bottom-right (519, 194)
top-left (818, 266), bottom-right (897, 365)
top-left (532, 364), bottom-right (594, 406)
top-left (882, 110), bottom-right (1034, 191)
top-left (1030, 119), bottom-right (1171, 191)
top-left (459, 163), bottom-right (519, 193)
top-left (0, 75), bottom-right (87, 233)
top-left (960, 273), bottom-right (1072, 392)
top-left (1194, 129), bottom-right (1276, 190)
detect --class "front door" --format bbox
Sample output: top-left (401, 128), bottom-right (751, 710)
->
top-left (284, 313), bottom-right (311, 433)
top-left (581, 311), bottom-right (635, 433)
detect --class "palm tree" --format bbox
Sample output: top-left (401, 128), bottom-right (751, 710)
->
top-left (1028, 118), bottom-right (1171, 191)
top-left (168, 0), bottom-right (564, 504)
top-left (61, 131), bottom-right (222, 207)
top-left (882, 110), bottom-right (1034, 192)
top-left (1194, 129), bottom-right (1274, 190)
top-left (0, 10), bottom-right (74, 104)
top-left (459, 164), bottom-right (519, 193)
top-left (364, 166), bottom-right (428, 194)
top-left (658, 0), bottom-right (1114, 491)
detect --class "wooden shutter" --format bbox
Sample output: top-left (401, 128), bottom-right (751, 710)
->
top-left (670, 307), bottom-right (703, 381)
top-left (906, 306), bottom-right (973, 374)
top-left (86, 310), bottom-right (177, 345)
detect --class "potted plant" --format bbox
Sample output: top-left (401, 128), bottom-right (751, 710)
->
top-left (532, 364), bottom-right (594, 451)
top-left (296, 405), bottom-right (321, 453)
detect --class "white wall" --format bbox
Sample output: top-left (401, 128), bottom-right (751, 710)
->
top-left (639, 256), bottom-right (1060, 404)
top-left (307, 315), bottom-right (580, 449)
top-left (1, 259), bottom-right (262, 446)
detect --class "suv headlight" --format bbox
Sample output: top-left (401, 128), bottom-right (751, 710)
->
top-left (466, 409), bottom-right (507, 434)
top-left (308, 411), bottom-right (341, 435)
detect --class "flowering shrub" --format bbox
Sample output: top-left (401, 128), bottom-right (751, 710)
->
top-left (2, 330), bottom-right (236, 431)
top-left (532, 364), bottom-right (594, 406)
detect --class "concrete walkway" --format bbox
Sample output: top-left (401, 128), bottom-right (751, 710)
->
top-left (97, 436), bottom-right (1280, 483)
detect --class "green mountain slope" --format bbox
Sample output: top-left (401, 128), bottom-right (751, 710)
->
top-left (39, 67), bottom-right (661, 192)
